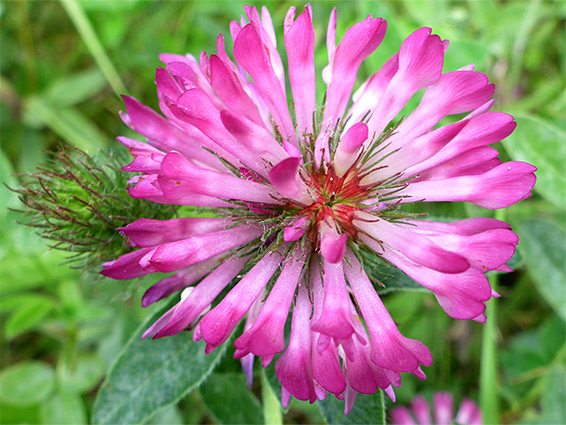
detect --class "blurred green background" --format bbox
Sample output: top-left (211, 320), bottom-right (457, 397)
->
top-left (1, 1), bottom-right (565, 424)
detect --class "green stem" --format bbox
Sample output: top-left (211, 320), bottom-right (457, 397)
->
top-left (479, 209), bottom-right (506, 425)
top-left (59, 0), bottom-right (127, 98)
top-left (261, 369), bottom-right (283, 425)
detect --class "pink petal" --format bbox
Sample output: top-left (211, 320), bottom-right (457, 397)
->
top-left (220, 109), bottom-right (288, 163)
top-left (433, 393), bottom-right (454, 425)
top-left (233, 24), bottom-right (297, 146)
top-left (311, 261), bottom-right (355, 340)
top-left (348, 52), bottom-right (399, 125)
top-left (354, 213), bottom-right (470, 274)
top-left (170, 88), bottom-right (268, 174)
top-left (234, 247), bottom-right (306, 357)
top-left (269, 157), bottom-right (313, 204)
top-left (275, 284), bottom-right (318, 404)
top-left (209, 55), bottom-right (265, 127)
top-left (323, 17), bottom-right (387, 130)
top-left (148, 225), bottom-right (261, 273)
top-left (366, 27), bottom-right (445, 137)
top-left (152, 257), bottom-right (247, 338)
top-left (311, 333), bottom-right (346, 395)
top-left (412, 395), bottom-right (432, 425)
top-left (285, 6), bottom-right (316, 135)
top-left (413, 146), bottom-right (501, 181)
top-left (283, 216), bottom-right (310, 242)
top-left (405, 112), bottom-right (516, 177)
top-left (119, 217), bottom-right (231, 248)
top-left (344, 251), bottom-right (432, 373)
top-left (198, 251), bottom-right (283, 350)
top-left (319, 219), bottom-right (348, 264)
top-left (455, 399), bottom-right (482, 425)
top-left (160, 152), bottom-right (279, 204)
top-left (100, 247), bottom-right (155, 280)
top-left (334, 122), bottom-right (369, 177)
top-left (121, 96), bottom-right (221, 169)
top-left (141, 256), bottom-right (223, 307)
top-left (398, 161), bottom-right (537, 209)
top-left (391, 407), bottom-right (417, 425)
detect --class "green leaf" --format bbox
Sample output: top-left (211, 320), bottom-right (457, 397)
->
top-left (0, 148), bottom-right (18, 225)
top-left (261, 369), bottom-right (283, 425)
top-left (538, 365), bottom-right (566, 425)
top-left (4, 297), bottom-right (56, 339)
top-left (143, 404), bottom-right (184, 425)
top-left (0, 402), bottom-right (41, 425)
top-left (318, 390), bottom-right (386, 425)
top-left (504, 115), bottom-right (566, 209)
top-left (42, 68), bottom-right (107, 108)
top-left (23, 97), bottom-right (108, 151)
top-left (516, 220), bottom-right (566, 320)
top-left (360, 250), bottom-right (425, 294)
top-left (59, 353), bottom-right (106, 394)
top-left (0, 362), bottom-right (56, 406)
top-left (443, 40), bottom-right (489, 72)
top-left (92, 309), bottom-right (230, 425)
top-left (199, 373), bottom-right (263, 424)
top-left (40, 391), bottom-right (87, 425)
top-left (0, 293), bottom-right (55, 314)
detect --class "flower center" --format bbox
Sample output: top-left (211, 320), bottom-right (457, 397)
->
top-left (293, 163), bottom-right (371, 241)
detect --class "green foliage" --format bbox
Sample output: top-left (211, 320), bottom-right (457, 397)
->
top-left (11, 146), bottom-right (177, 269)
top-left (92, 308), bottom-right (230, 425)
top-left (0, 362), bottom-right (56, 406)
top-left (504, 115), bottom-right (566, 210)
top-left (318, 391), bottom-right (385, 425)
top-left (199, 373), bottom-right (263, 424)
top-left (516, 220), bottom-right (566, 320)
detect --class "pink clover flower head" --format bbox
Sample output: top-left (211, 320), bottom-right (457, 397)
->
top-left (390, 392), bottom-right (482, 425)
top-left (102, 4), bottom-right (536, 412)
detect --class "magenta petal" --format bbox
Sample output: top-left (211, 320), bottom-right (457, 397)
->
top-left (220, 109), bottom-right (288, 163)
top-left (323, 17), bottom-right (387, 129)
top-left (311, 261), bottom-right (355, 340)
top-left (366, 27), bottom-right (445, 137)
top-left (149, 226), bottom-right (261, 273)
top-left (375, 243), bottom-right (492, 320)
top-left (399, 161), bottom-right (537, 209)
top-left (198, 251), bottom-right (282, 349)
top-left (234, 247), bottom-right (305, 357)
top-left (283, 217), bottom-right (309, 242)
top-left (233, 24), bottom-right (297, 146)
top-left (209, 55), bottom-right (265, 126)
top-left (334, 122), bottom-right (369, 176)
top-left (433, 393), bottom-right (454, 425)
top-left (153, 257), bottom-right (247, 338)
top-left (141, 256), bottom-right (222, 307)
top-left (269, 157), bottom-right (313, 204)
top-left (160, 152), bottom-right (279, 204)
top-left (354, 213), bottom-right (470, 274)
top-left (412, 395), bottom-right (432, 425)
top-left (285, 6), bottom-right (316, 135)
top-left (119, 217), bottom-right (231, 248)
top-left (275, 284), bottom-right (318, 404)
top-left (171, 88), bottom-right (267, 173)
top-left (319, 220), bottom-right (348, 264)
top-left (344, 251), bottom-right (432, 373)
top-left (311, 334), bottom-right (346, 395)
top-left (100, 247), bottom-right (155, 280)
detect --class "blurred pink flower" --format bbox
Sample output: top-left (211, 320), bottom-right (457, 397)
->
top-left (102, 5), bottom-right (535, 413)
top-left (391, 392), bottom-right (482, 425)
